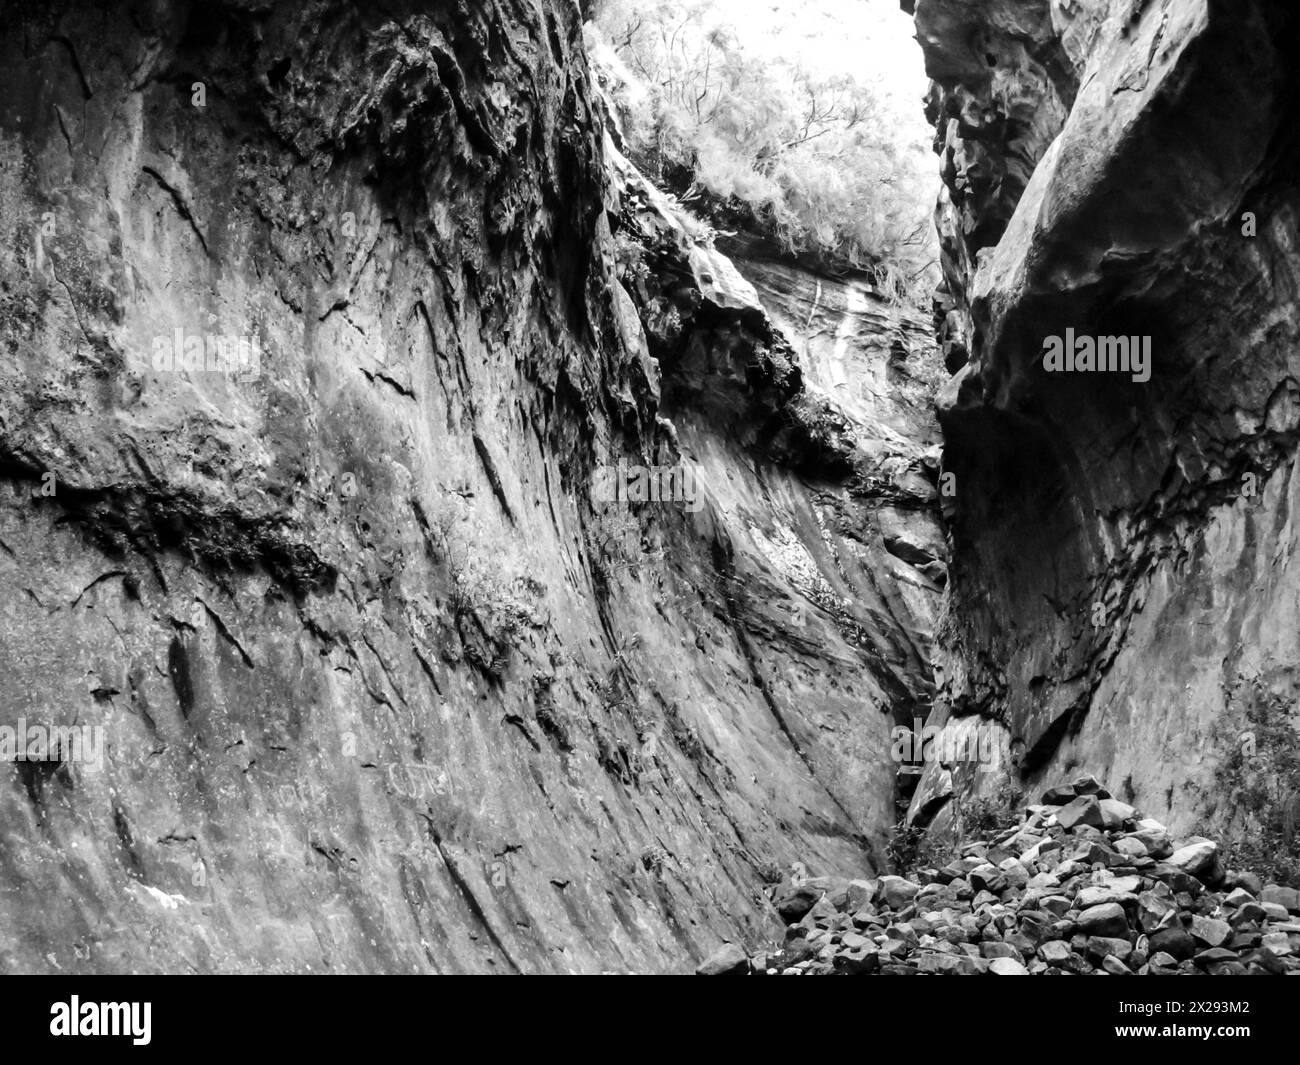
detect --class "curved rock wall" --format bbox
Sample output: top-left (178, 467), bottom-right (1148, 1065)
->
top-left (907, 0), bottom-right (1300, 834)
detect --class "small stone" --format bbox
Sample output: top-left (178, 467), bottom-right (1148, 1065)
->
top-left (832, 948), bottom-right (878, 975)
top-left (1252, 947), bottom-right (1289, 974)
top-left (1102, 954), bottom-right (1132, 975)
top-left (1148, 925), bottom-right (1196, 961)
top-left (1194, 947), bottom-right (1239, 967)
top-left (885, 923), bottom-right (919, 946)
top-left (916, 951), bottom-right (964, 974)
top-left (846, 879), bottom-right (877, 911)
top-left (1152, 866), bottom-right (1205, 895)
top-left (1165, 841), bottom-right (1218, 878)
top-left (1086, 936), bottom-right (1133, 962)
top-left (1129, 831), bottom-right (1172, 859)
top-left (1069, 841), bottom-right (1113, 868)
top-left (781, 937), bottom-right (817, 964)
top-left (998, 857), bottom-right (1030, 888)
top-left (803, 876), bottom-right (852, 908)
top-left (1005, 931), bottom-right (1036, 956)
top-left (1188, 916), bottom-right (1231, 948)
top-left (1261, 885), bottom-right (1300, 913)
top-left (1071, 774), bottom-right (1108, 797)
top-left (980, 941), bottom-right (1024, 961)
top-left (1039, 895), bottom-right (1072, 917)
top-left (1041, 785), bottom-right (1076, 806)
top-left (1262, 901), bottom-right (1291, 921)
top-left (1039, 939), bottom-right (1072, 966)
top-left (1113, 837), bottom-right (1149, 858)
top-left (1261, 931), bottom-right (1293, 956)
top-left (696, 942), bottom-right (749, 975)
top-left (968, 864), bottom-right (1007, 893)
top-left (1075, 902), bottom-right (1129, 938)
top-left (1223, 887), bottom-right (1256, 908)
top-left (1055, 795), bottom-right (1104, 831)
top-left (1097, 798), bottom-right (1135, 829)
top-left (1037, 849), bottom-right (1064, 873)
top-left (774, 883), bottom-right (822, 923)
top-left (878, 875), bottom-right (920, 909)
top-left (988, 957), bottom-right (1030, 975)
top-left (1017, 911), bottom-right (1056, 943)
top-left (1076, 885), bottom-right (1139, 909)
top-left (1232, 905), bottom-right (1263, 931)
top-left (804, 897), bottom-right (838, 925)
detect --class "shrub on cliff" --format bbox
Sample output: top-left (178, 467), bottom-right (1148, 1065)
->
top-left (1207, 678), bottom-right (1300, 886)
top-left (586, 0), bottom-right (936, 306)
top-left (959, 776), bottom-right (1026, 837)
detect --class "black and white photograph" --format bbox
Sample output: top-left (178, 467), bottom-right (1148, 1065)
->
top-left (0, 0), bottom-right (1297, 1036)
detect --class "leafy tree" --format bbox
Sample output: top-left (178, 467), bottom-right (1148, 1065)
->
top-left (587, 0), bottom-right (937, 305)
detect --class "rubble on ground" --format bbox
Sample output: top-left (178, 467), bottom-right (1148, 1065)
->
top-left (697, 775), bottom-right (1300, 974)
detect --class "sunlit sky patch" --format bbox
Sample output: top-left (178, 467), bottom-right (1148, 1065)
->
top-left (705, 0), bottom-right (932, 144)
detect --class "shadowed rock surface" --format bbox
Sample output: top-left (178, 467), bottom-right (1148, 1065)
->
top-left (905, 0), bottom-right (1300, 838)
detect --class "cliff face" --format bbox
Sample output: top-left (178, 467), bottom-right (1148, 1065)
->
top-left (906, 0), bottom-right (1300, 833)
top-left (609, 151), bottom-right (947, 819)
top-left (0, 0), bottom-right (942, 973)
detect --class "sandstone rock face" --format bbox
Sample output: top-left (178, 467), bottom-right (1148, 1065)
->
top-left (907, 0), bottom-right (1300, 833)
top-left (609, 149), bottom-right (946, 833)
top-left (0, 1), bottom-right (943, 972)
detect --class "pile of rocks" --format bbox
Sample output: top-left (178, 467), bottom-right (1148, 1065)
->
top-left (697, 775), bottom-right (1300, 974)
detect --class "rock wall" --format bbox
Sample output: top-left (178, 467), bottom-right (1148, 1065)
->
top-left (0, 0), bottom-right (941, 972)
top-left (906, 0), bottom-right (1300, 835)
top-left (609, 154), bottom-right (947, 817)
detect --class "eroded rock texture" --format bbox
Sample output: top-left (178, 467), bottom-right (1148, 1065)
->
top-left (0, 0), bottom-right (941, 972)
top-left (609, 149), bottom-right (946, 825)
top-left (906, 0), bottom-right (1300, 834)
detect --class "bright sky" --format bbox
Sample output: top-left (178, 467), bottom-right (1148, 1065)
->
top-left (705, 0), bottom-right (930, 133)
